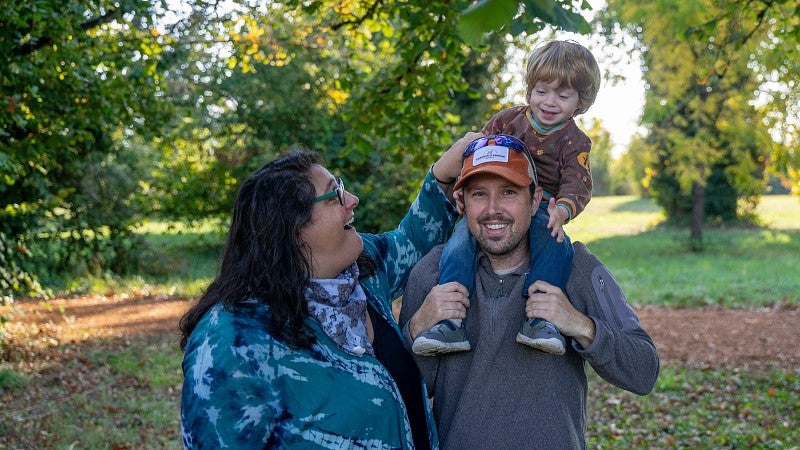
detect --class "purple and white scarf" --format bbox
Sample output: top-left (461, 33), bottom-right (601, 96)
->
top-left (306, 263), bottom-right (373, 357)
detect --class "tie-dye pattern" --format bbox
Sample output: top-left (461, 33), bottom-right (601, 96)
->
top-left (181, 171), bottom-right (457, 449)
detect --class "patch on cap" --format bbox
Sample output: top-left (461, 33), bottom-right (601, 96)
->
top-left (454, 134), bottom-right (537, 191)
top-left (472, 146), bottom-right (510, 166)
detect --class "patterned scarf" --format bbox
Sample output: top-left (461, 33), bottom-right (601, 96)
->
top-left (306, 263), bottom-right (373, 357)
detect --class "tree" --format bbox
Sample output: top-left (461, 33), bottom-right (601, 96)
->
top-left (601, 0), bottom-right (800, 249)
top-left (149, 0), bottom-right (592, 231)
top-left (1, 0), bottom-right (593, 301)
top-left (1, 0), bottom-right (168, 299)
top-left (613, 134), bottom-right (657, 197)
top-left (583, 118), bottom-right (613, 196)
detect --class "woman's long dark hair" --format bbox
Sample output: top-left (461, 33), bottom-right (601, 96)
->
top-left (179, 150), bottom-right (321, 350)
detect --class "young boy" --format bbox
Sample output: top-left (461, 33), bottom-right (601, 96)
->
top-left (412, 40), bottom-right (601, 356)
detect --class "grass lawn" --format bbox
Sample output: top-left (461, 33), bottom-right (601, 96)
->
top-left (586, 365), bottom-right (800, 448)
top-left (82, 219), bottom-right (227, 298)
top-left (1, 335), bottom-right (183, 448)
top-left (565, 195), bottom-right (800, 307)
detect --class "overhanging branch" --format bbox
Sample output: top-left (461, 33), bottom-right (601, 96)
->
top-left (12, 9), bottom-right (121, 57)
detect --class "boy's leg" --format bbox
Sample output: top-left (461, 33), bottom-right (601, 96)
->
top-left (438, 218), bottom-right (478, 294)
top-left (411, 219), bottom-right (473, 356)
top-left (516, 201), bottom-right (575, 355)
top-left (523, 206), bottom-right (574, 290)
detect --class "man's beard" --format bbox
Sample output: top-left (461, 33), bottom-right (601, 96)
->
top-left (473, 214), bottom-right (526, 258)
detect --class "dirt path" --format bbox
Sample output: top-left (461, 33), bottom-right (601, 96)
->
top-left (2, 295), bottom-right (799, 369)
top-left (635, 304), bottom-right (799, 369)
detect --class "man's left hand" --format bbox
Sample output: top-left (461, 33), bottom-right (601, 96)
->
top-left (524, 280), bottom-right (596, 349)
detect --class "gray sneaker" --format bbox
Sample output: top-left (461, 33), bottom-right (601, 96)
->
top-left (516, 318), bottom-right (566, 355)
top-left (412, 320), bottom-right (471, 356)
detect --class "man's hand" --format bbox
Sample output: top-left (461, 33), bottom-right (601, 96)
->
top-left (524, 280), bottom-right (596, 348)
top-left (546, 197), bottom-right (568, 243)
top-left (408, 282), bottom-right (470, 340)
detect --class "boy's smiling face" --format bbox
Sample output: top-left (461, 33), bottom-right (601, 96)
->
top-left (528, 80), bottom-right (580, 127)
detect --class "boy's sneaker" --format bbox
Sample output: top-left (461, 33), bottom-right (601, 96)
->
top-left (516, 318), bottom-right (566, 355)
top-left (412, 320), bottom-right (471, 356)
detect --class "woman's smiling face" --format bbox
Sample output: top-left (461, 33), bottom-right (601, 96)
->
top-left (300, 164), bottom-right (362, 279)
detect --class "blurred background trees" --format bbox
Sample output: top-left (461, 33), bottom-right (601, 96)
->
top-left (2, 0), bottom-right (799, 300)
top-left (601, 0), bottom-right (800, 246)
top-left (2, 0), bottom-right (166, 299)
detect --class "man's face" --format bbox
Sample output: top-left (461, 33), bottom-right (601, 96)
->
top-left (461, 173), bottom-right (538, 259)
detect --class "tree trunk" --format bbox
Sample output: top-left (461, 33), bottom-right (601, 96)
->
top-left (690, 182), bottom-right (705, 251)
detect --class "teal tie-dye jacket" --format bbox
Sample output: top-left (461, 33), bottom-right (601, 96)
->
top-left (181, 170), bottom-right (457, 449)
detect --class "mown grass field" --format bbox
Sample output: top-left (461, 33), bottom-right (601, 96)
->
top-left (1, 195), bottom-right (798, 448)
top-left (566, 195), bottom-right (800, 307)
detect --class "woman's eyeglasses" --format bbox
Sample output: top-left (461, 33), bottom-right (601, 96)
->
top-left (314, 178), bottom-right (345, 205)
top-left (463, 134), bottom-right (538, 183)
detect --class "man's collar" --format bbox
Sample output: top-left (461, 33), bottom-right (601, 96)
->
top-left (476, 251), bottom-right (530, 277)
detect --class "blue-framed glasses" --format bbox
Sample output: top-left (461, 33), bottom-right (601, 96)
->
top-left (314, 178), bottom-right (345, 205)
top-left (463, 134), bottom-right (538, 184)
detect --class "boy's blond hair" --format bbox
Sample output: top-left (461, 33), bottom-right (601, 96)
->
top-left (524, 40), bottom-right (601, 116)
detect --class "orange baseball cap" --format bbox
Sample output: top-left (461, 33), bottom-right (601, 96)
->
top-left (453, 134), bottom-right (537, 191)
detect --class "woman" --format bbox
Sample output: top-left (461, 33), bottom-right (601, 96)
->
top-left (179, 134), bottom-right (478, 449)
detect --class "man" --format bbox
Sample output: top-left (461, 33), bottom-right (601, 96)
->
top-left (399, 135), bottom-right (660, 449)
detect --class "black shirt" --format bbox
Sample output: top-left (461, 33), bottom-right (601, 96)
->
top-left (368, 304), bottom-right (431, 450)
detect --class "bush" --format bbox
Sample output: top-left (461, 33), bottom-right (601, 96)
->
top-left (0, 232), bottom-right (48, 305)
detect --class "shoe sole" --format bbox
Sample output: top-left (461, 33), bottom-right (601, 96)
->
top-left (515, 334), bottom-right (566, 355)
top-left (412, 337), bottom-right (471, 356)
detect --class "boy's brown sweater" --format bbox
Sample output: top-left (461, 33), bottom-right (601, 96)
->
top-left (483, 105), bottom-right (593, 220)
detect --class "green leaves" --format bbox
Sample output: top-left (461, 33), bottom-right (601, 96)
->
top-left (458, 0), bottom-right (520, 44)
top-left (3, 0), bottom-right (598, 292)
top-left (1, 0), bottom-right (166, 292)
top-left (458, 0), bottom-right (591, 44)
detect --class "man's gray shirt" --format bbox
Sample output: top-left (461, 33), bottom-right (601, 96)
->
top-left (400, 242), bottom-right (660, 450)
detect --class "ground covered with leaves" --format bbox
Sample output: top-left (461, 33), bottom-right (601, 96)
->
top-left (1, 295), bottom-right (798, 448)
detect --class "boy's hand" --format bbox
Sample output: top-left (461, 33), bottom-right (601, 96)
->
top-left (546, 197), bottom-right (568, 243)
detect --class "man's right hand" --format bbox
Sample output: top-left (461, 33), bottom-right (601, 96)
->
top-left (408, 282), bottom-right (470, 340)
